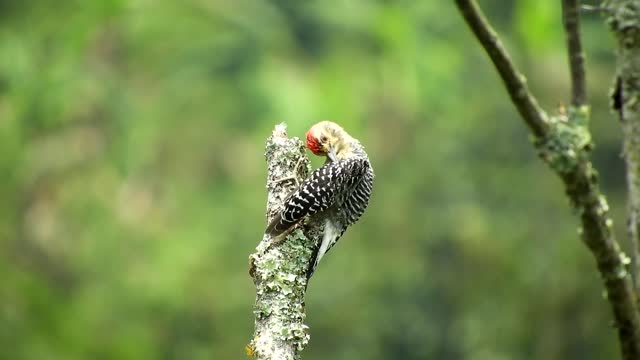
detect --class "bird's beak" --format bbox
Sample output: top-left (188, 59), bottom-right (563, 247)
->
top-left (327, 146), bottom-right (338, 162)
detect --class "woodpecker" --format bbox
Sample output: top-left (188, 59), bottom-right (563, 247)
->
top-left (265, 121), bottom-right (374, 277)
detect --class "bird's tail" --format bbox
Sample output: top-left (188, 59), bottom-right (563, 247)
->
top-left (306, 221), bottom-right (340, 279)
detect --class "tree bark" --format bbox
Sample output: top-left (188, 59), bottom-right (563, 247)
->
top-left (454, 1), bottom-right (640, 358)
top-left (608, 0), bottom-right (640, 297)
top-left (247, 124), bottom-right (322, 360)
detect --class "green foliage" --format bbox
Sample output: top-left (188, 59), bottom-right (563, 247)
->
top-left (0, 1), bottom-right (624, 359)
top-left (515, 0), bottom-right (562, 52)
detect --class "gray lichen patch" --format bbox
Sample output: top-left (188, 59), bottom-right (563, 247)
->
top-left (534, 106), bottom-right (592, 176)
top-left (251, 230), bottom-right (314, 357)
top-left (263, 126), bottom-right (312, 223)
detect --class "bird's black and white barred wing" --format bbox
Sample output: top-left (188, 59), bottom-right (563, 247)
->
top-left (307, 159), bottom-right (372, 277)
top-left (341, 164), bottom-right (374, 229)
top-left (265, 158), bottom-right (365, 237)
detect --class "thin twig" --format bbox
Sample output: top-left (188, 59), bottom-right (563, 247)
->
top-left (454, 0), bottom-right (549, 138)
top-left (562, 0), bottom-right (587, 106)
top-left (581, 4), bottom-right (612, 13)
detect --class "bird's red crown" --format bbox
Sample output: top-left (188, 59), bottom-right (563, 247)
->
top-left (306, 129), bottom-right (324, 155)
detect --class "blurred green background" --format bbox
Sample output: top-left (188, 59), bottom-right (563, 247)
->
top-left (0, 1), bottom-right (627, 359)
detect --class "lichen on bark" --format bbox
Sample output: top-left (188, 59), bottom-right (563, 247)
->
top-left (607, 0), bottom-right (640, 297)
top-left (534, 106), bottom-right (592, 178)
top-left (248, 124), bottom-right (322, 360)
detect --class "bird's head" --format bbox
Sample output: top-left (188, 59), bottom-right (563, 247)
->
top-left (305, 121), bottom-right (355, 162)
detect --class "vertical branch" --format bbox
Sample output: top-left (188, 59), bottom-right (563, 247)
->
top-left (454, 1), bottom-right (640, 358)
top-left (607, 0), bottom-right (640, 296)
top-left (562, 0), bottom-right (587, 106)
top-left (248, 124), bottom-right (321, 360)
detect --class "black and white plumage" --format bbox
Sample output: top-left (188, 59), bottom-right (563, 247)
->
top-left (265, 121), bottom-right (374, 277)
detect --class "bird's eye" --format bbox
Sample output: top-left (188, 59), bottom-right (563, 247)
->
top-left (320, 135), bottom-right (327, 142)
